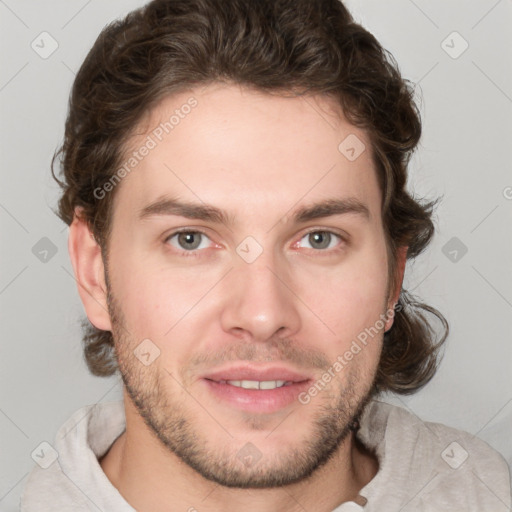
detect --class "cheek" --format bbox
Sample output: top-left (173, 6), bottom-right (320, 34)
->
top-left (293, 244), bottom-right (389, 353)
top-left (109, 253), bottom-right (221, 342)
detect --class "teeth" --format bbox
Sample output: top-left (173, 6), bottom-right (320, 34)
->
top-left (227, 380), bottom-right (287, 390)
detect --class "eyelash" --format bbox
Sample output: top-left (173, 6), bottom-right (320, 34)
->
top-left (164, 229), bottom-right (213, 258)
top-left (163, 228), bottom-right (347, 258)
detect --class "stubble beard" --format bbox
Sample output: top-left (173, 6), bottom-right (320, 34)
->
top-left (107, 286), bottom-right (377, 489)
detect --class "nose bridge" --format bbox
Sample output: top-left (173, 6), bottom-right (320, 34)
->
top-left (219, 242), bottom-right (301, 341)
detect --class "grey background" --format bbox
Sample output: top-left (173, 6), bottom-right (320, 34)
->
top-left (1, 0), bottom-right (511, 510)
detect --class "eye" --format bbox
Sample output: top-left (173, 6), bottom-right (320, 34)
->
top-left (165, 230), bottom-right (213, 252)
top-left (297, 230), bottom-right (343, 251)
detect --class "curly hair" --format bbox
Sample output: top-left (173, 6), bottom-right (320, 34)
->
top-left (51, 0), bottom-right (448, 393)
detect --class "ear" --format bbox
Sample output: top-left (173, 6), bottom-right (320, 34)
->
top-left (68, 208), bottom-right (112, 331)
top-left (385, 246), bottom-right (408, 332)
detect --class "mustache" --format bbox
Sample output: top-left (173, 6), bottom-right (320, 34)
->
top-left (187, 337), bottom-right (331, 372)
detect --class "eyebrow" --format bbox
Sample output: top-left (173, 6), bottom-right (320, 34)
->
top-left (138, 197), bottom-right (234, 225)
top-left (294, 197), bottom-right (370, 223)
top-left (137, 196), bottom-right (370, 225)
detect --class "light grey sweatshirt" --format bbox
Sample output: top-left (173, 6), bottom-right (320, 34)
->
top-left (20, 400), bottom-right (511, 511)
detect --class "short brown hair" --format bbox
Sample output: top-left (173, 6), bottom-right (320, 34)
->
top-left (52, 0), bottom-right (448, 392)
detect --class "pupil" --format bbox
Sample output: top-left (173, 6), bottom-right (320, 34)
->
top-left (310, 232), bottom-right (330, 249)
top-left (178, 232), bottom-right (201, 250)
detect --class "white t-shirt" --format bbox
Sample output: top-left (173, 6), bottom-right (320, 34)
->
top-left (20, 400), bottom-right (511, 511)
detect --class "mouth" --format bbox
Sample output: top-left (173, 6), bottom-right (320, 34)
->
top-left (215, 379), bottom-right (293, 390)
top-left (200, 365), bottom-right (312, 414)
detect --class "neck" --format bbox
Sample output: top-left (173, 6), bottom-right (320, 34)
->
top-left (100, 393), bottom-right (378, 512)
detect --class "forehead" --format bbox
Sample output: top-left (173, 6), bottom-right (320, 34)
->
top-left (112, 83), bottom-right (380, 226)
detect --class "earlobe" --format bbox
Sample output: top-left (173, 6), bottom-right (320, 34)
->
top-left (68, 208), bottom-right (112, 331)
top-left (385, 246), bottom-right (408, 332)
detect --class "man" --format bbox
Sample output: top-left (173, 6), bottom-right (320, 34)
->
top-left (21, 0), bottom-right (511, 510)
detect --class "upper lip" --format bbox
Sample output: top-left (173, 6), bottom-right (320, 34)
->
top-left (202, 364), bottom-right (312, 383)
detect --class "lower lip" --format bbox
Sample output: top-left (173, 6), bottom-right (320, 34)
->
top-left (202, 379), bottom-right (311, 414)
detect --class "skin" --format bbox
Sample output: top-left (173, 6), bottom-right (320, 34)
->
top-left (69, 83), bottom-right (406, 512)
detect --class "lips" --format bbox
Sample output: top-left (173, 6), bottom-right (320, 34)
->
top-left (222, 380), bottom-right (289, 390)
top-left (202, 364), bottom-right (312, 384)
top-left (201, 364), bottom-right (312, 414)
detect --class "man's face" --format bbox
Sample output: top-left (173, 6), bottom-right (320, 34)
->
top-left (104, 83), bottom-right (394, 487)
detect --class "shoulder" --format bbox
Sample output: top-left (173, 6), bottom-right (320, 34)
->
top-left (360, 401), bottom-right (511, 511)
top-left (20, 401), bottom-right (127, 512)
top-left (20, 461), bottom-right (93, 511)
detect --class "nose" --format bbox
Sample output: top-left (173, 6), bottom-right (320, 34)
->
top-left (219, 249), bottom-right (302, 343)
